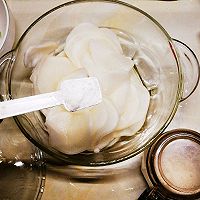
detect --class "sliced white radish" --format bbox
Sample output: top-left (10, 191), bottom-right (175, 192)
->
top-left (94, 131), bottom-right (118, 153)
top-left (64, 23), bottom-right (100, 67)
top-left (28, 23), bottom-right (151, 155)
top-left (95, 98), bottom-right (119, 137)
top-left (61, 68), bottom-right (88, 80)
top-left (87, 100), bottom-right (108, 148)
top-left (31, 56), bottom-right (76, 94)
top-left (116, 71), bottom-right (150, 131)
top-left (54, 43), bottom-right (65, 56)
top-left (89, 39), bottom-right (132, 72)
top-left (109, 78), bottom-right (130, 115)
top-left (91, 98), bottom-right (119, 150)
top-left (100, 27), bottom-right (123, 54)
top-left (46, 107), bottom-right (91, 154)
top-left (116, 82), bottom-right (139, 130)
top-left (24, 41), bottom-right (58, 68)
top-left (88, 98), bottom-right (119, 149)
top-left (65, 23), bottom-right (98, 47)
top-left (86, 39), bottom-right (133, 94)
top-left (113, 120), bottom-right (145, 137)
top-left (64, 23), bottom-right (123, 68)
top-left (56, 50), bottom-right (67, 57)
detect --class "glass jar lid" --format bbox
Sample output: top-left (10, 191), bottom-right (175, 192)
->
top-left (140, 129), bottom-right (200, 200)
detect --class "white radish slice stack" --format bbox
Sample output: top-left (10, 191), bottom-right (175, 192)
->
top-left (27, 22), bottom-right (150, 154)
top-left (89, 98), bottom-right (119, 149)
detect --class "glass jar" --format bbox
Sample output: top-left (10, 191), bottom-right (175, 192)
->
top-left (140, 129), bottom-right (200, 200)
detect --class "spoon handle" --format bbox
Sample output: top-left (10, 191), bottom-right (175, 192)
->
top-left (0, 91), bottom-right (61, 119)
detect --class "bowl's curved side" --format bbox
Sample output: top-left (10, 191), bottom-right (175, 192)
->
top-left (8, 0), bottom-right (182, 166)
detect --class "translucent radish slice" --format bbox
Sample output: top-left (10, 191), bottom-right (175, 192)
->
top-left (31, 56), bottom-right (76, 94)
top-left (88, 98), bottom-right (119, 149)
top-left (24, 41), bottom-right (58, 68)
top-left (46, 107), bottom-right (90, 155)
top-left (109, 79), bottom-right (130, 115)
top-left (85, 39), bottom-right (133, 94)
top-left (64, 23), bottom-right (123, 67)
top-left (100, 27), bottom-right (123, 54)
top-left (116, 72), bottom-right (150, 131)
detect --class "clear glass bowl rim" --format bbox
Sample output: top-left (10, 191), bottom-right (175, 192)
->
top-left (8, 0), bottom-right (183, 166)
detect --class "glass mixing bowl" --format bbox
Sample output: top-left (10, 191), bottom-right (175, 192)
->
top-left (0, 0), bottom-right (199, 166)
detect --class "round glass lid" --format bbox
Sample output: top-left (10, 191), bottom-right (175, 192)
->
top-left (154, 132), bottom-right (200, 196)
top-left (141, 129), bottom-right (200, 200)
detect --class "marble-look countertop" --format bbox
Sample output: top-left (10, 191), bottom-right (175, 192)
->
top-left (1, 0), bottom-right (200, 199)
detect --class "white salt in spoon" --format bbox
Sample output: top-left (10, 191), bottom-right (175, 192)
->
top-left (0, 77), bottom-right (102, 119)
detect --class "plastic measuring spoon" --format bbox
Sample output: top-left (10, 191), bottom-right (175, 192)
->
top-left (0, 77), bottom-right (102, 119)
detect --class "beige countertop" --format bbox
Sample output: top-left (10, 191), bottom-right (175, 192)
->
top-left (2, 0), bottom-right (200, 199)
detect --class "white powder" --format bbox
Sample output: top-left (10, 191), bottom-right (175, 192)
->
top-left (59, 77), bottom-right (102, 112)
